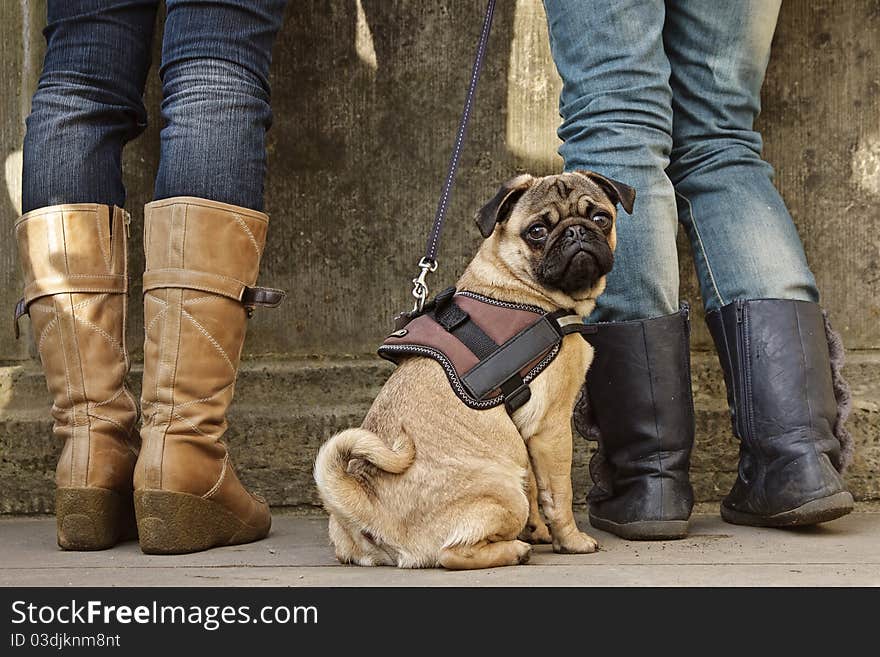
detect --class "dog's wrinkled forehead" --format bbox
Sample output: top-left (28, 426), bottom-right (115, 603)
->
top-left (475, 170), bottom-right (634, 239)
top-left (517, 173), bottom-right (616, 222)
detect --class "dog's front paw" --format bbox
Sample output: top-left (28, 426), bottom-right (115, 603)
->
top-left (513, 540), bottom-right (532, 565)
top-left (518, 522), bottom-right (552, 545)
top-left (553, 530), bottom-right (599, 554)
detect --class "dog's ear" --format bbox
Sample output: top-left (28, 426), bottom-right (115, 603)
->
top-left (576, 170), bottom-right (636, 215)
top-left (475, 174), bottom-right (534, 238)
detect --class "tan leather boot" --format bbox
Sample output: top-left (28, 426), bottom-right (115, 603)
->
top-left (134, 196), bottom-right (283, 554)
top-left (15, 204), bottom-right (140, 550)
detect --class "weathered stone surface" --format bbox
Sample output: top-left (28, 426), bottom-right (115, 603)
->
top-left (2, 353), bottom-right (877, 514)
top-left (0, 0), bottom-right (28, 363)
top-left (1, 1), bottom-right (878, 359)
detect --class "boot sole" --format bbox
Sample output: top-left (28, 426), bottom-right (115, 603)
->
top-left (589, 513), bottom-right (689, 541)
top-left (134, 490), bottom-right (270, 555)
top-left (56, 487), bottom-right (137, 551)
top-left (721, 491), bottom-right (854, 528)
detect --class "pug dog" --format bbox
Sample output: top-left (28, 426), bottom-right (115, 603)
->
top-left (314, 171), bottom-right (634, 569)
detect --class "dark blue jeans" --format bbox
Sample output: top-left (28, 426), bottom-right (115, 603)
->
top-left (22, 0), bottom-right (288, 214)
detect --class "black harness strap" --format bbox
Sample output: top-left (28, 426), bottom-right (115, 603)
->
top-left (433, 299), bottom-right (498, 360)
top-left (451, 318), bottom-right (498, 361)
top-left (461, 316), bottom-right (562, 402)
top-left (500, 376), bottom-right (530, 414)
top-left (460, 310), bottom-right (597, 413)
top-left (554, 312), bottom-right (599, 337)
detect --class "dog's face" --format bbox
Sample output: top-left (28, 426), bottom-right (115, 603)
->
top-left (475, 171), bottom-right (635, 298)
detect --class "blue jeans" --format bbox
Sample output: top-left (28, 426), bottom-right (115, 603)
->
top-left (543, 0), bottom-right (819, 320)
top-left (22, 0), bottom-right (287, 214)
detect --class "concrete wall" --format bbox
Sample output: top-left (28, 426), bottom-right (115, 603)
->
top-left (1, 1), bottom-right (878, 513)
top-left (3, 0), bottom-right (879, 358)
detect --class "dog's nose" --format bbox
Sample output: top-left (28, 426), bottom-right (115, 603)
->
top-left (564, 224), bottom-right (589, 242)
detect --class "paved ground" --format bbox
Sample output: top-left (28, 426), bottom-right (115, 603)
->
top-left (3, 505), bottom-right (878, 587)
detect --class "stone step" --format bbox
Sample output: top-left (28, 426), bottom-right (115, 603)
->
top-left (1, 353), bottom-right (877, 514)
top-left (0, 357), bottom-right (393, 412)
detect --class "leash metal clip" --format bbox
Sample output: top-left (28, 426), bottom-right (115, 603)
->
top-left (411, 257), bottom-right (438, 312)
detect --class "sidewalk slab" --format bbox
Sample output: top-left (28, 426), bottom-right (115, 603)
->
top-left (2, 510), bottom-right (878, 587)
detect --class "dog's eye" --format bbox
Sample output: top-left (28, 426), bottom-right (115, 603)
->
top-left (526, 224), bottom-right (548, 241)
top-left (592, 214), bottom-right (612, 231)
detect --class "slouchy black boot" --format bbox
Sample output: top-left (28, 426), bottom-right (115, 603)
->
top-left (706, 299), bottom-right (853, 527)
top-left (575, 306), bottom-right (695, 540)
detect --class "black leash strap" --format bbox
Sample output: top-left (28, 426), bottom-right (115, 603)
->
top-left (409, 0), bottom-right (497, 313)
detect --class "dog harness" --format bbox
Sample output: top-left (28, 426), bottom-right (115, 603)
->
top-left (377, 1), bottom-right (595, 413)
top-left (378, 288), bottom-right (595, 414)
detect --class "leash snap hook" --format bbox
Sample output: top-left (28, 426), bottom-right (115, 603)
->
top-left (411, 257), bottom-right (439, 312)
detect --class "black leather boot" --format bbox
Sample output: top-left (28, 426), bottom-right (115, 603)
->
top-left (706, 298), bottom-right (853, 527)
top-left (575, 306), bottom-right (695, 540)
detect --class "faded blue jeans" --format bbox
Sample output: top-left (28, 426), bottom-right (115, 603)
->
top-left (543, 0), bottom-right (819, 320)
top-left (22, 0), bottom-right (288, 214)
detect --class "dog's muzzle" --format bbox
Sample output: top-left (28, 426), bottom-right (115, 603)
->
top-left (539, 224), bottom-right (613, 294)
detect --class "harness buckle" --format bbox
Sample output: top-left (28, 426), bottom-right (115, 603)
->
top-left (555, 313), bottom-right (598, 339)
top-left (502, 381), bottom-right (532, 414)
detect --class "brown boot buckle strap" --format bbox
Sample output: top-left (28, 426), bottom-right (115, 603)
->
top-left (14, 274), bottom-right (128, 339)
top-left (13, 298), bottom-right (26, 339)
top-left (142, 269), bottom-right (285, 314)
top-left (240, 286), bottom-right (285, 309)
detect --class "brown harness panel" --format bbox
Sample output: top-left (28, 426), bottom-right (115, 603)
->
top-left (379, 290), bottom-right (591, 412)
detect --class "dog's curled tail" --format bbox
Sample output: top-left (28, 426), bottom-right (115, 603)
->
top-left (314, 427), bottom-right (415, 515)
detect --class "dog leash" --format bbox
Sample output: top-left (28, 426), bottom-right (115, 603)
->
top-left (407, 0), bottom-right (497, 314)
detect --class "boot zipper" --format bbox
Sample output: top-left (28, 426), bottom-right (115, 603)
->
top-left (680, 302), bottom-right (695, 421)
top-left (122, 210), bottom-right (131, 238)
top-left (735, 300), bottom-right (754, 445)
